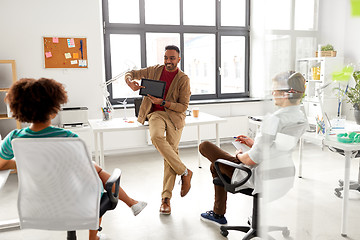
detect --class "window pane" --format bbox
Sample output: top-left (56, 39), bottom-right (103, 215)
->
top-left (221, 36), bottom-right (246, 94)
top-left (294, 0), bottom-right (317, 30)
top-left (265, 0), bottom-right (291, 30)
top-left (110, 34), bottom-right (141, 99)
top-left (184, 34), bottom-right (216, 95)
top-left (296, 37), bottom-right (317, 59)
top-left (221, 0), bottom-right (246, 26)
top-left (265, 35), bottom-right (291, 80)
top-left (183, 0), bottom-right (215, 26)
top-left (146, 33), bottom-right (180, 67)
top-left (145, 0), bottom-right (179, 25)
top-left (108, 0), bottom-right (139, 24)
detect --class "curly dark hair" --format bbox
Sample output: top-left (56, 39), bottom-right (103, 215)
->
top-left (5, 78), bottom-right (68, 123)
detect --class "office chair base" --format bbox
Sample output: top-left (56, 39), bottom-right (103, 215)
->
top-left (220, 225), bottom-right (255, 239)
top-left (334, 179), bottom-right (360, 198)
top-left (268, 226), bottom-right (290, 237)
top-left (220, 225), bottom-right (290, 239)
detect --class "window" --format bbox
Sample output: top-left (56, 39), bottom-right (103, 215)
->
top-left (102, 0), bottom-right (250, 104)
top-left (184, 34), bottom-right (216, 94)
top-left (264, 0), bottom-right (319, 77)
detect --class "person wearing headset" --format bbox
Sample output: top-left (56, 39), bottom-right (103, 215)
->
top-left (198, 71), bottom-right (308, 225)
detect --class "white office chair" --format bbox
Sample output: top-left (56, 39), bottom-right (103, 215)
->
top-left (12, 138), bottom-right (121, 239)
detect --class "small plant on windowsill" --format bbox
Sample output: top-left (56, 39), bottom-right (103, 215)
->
top-left (316, 44), bottom-right (337, 57)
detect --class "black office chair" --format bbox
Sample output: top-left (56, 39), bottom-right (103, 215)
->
top-left (13, 138), bottom-right (121, 240)
top-left (213, 159), bottom-right (290, 240)
top-left (67, 168), bottom-right (121, 240)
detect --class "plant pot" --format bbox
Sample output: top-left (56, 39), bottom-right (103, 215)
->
top-left (315, 51), bottom-right (337, 57)
top-left (354, 104), bottom-right (360, 124)
top-left (354, 110), bottom-right (360, 125)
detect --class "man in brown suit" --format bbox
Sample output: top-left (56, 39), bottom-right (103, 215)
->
top-left (125, 45), bottom-right (192, 215)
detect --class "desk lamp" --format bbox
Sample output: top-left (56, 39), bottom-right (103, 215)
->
top-left (100, 69), bottom-right (129, 113)
top-left (100, 61), bottom-right (136, 118)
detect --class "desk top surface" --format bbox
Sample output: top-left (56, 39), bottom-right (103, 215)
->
top-left (0, 170), bottom-right (11, 190)
top-left (324, 135), bottom-right (360, 151)
top-left (89, 112), bottom-right (226, 132)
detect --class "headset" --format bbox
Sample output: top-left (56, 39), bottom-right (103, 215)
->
top-left (337, 132), bottom-right (360, 143)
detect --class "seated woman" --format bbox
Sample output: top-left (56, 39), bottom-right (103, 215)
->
top-left (0, 78), bottom-right (147, 240)
top-left (199, 71), bottom-right (308, 225)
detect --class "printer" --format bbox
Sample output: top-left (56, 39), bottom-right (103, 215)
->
top-left (59, 107), bottom-right (88, 128)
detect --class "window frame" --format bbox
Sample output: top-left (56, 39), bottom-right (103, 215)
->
top-left (102, 0), bottom-right (250, 104)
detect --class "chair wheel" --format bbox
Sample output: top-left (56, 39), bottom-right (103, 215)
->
top-left (220, 229), bottom-right (229, 237)
top-left (334, 190), bottom-right (342, 198)
top-left (339, 179), bottom-right (344, 187)
top-left (282, 228), bottom-right (290, 237)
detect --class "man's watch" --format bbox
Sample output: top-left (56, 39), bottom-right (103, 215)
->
top-left (160, 100), bottom-right (166, 106)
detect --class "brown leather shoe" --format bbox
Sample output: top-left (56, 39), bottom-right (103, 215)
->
top-left (160, 198), bottom-right (171, 215)
top-left (180, 169), bottom-right (193, 197)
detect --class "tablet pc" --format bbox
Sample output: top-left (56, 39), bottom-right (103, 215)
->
top-left (139, 79), bottom-right (166, 99)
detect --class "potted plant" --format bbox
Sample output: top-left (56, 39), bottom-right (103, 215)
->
top-left (343, 70), bottom-right (360, 124)
top-left (316, 44), bottom-right (337, 57)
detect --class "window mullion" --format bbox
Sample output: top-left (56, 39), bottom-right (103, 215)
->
top-left (103, 0), bottom-right (250, 102)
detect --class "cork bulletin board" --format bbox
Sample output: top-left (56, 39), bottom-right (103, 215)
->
top-left (43, 37), bottom-right (88, 68)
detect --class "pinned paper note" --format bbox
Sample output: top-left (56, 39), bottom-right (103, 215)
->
top-left (64, 53), bottom-right (71, 59)
top-left (67, 38), bottom-right (75, 48)
top-left (52, 37), bottom-right (59, 43)
top-left (79, 60), bottom-right (87, 67)
top-left (73, 53), bottom-right (79, 59)
top-left (70, 60), bottom-right (78, 65)
top-left (45, 52), bottom-right (52, 58)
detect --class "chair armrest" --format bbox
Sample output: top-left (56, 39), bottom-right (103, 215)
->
top-left (105, 168), bottom-right (121, 204)
top-left (214, 159), bottom-right (252, 194)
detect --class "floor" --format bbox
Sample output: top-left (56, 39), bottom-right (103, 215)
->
top-left (1, 142), bottom-right (360, 240)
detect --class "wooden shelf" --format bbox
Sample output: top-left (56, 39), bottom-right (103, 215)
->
top-left (0, 114), bottom-right (9, 119)
top-left (0, 60), bottom-right (20, 130)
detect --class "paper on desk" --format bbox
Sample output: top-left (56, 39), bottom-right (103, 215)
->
top-left (0, 170), bottom-right (11, 190)
top-left (232, 140), bottom-right (250, 152)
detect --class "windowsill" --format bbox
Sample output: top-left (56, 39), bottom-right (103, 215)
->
top-left (189, 97), bottom-right (265, 105)
top-left (112, 97), bottom-right (266, 109)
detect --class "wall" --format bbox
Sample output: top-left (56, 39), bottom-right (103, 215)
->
top-left (318, 0), bottom-right (360, 120)
top-left (0, 0), bottom-right (269, 154)
top-left (0, 0), bottom-right (105, 120)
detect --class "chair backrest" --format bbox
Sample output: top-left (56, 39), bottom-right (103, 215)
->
top-left (134, 97), bottom-right (143, 117)
top-left (12, 138), bottom-right (101, 231)
top-left (256, 121), bottom-right (308, 202)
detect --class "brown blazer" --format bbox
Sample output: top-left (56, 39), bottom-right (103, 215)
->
top-left (125, 65), bottom-right (191, 129)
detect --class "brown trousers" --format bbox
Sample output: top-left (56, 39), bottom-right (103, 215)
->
top-left (199, 141), bottom-right (238, 215)
top-left (148, 111), bottom-right (187, 199)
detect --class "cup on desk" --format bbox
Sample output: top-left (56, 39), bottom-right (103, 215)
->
top-left (102, 107), bottom-right (111, 121)
top-left (103, 112), bottom-right (110, 121)
top-left (192, 107), bottom-right (199, 118)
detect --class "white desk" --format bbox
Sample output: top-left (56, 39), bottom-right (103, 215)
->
top-left (0, 170), bottom-right (11, 190)
top-left (298, 121), bottom-right (360, 178)
top-left (0, 170), bottom-right (20, 230)
top-left (89, 112), bottom-right (226, 168)
top-left (298, 121), bottom-right (360, 237)
top-left (298, 131), bottom-right (325, 178)
top-left (323, 137), bottom-right (360, 237)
